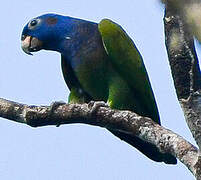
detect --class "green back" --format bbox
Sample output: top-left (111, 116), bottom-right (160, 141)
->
top-left (98, 19), bottom-right (160, 124)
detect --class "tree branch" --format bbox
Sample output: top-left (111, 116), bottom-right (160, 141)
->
top-left (0, 98), bottom-right (201, 177)
top-left (162, 0), bottom-right (201, 43)
top-left (164, 5), bottom-right (201, 154)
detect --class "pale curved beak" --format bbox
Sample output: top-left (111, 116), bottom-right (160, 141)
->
top-left (21, 35), bottom-right (43, 55)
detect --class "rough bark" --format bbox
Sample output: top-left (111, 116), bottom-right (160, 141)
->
top-left (0, 98), bottom-right (200, 177)
top-left (162, 0), bottom-right (201, 43)
top-left (164, 4), bottom-right (201, 180)
top-left (164, 5), bottom-right (201, 152)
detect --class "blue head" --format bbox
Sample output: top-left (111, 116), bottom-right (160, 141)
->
top-left (21, 13), bottom-right (80, 55)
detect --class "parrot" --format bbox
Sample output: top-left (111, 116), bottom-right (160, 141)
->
top-left (21, 13), bottom-right (177, 164)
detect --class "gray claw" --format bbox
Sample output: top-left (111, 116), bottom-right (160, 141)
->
top-left (88, 101), bottom-right (108, 114)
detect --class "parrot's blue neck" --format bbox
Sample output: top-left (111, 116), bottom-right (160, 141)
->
top-left (40, 14), bottom-right (98, 57)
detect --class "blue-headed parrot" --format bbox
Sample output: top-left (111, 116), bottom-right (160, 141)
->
top-left (21, 13), bottom-right (177, 164)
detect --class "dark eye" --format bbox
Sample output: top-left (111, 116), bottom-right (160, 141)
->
top-left (28, 19), bottom-right (40, 29)
top-left (30, 19), bottom-right (37, 26)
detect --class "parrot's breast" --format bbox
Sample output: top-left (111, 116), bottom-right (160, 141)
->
top-left (64, 23), bottom-right (110, 101)
top-left (74, 45), bottom-right (110, 101)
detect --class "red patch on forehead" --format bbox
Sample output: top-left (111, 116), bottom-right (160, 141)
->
top-left (46, 17), bottom-right (58, 25)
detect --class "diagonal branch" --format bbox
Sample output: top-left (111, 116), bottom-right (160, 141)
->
top-left (0, 98), bottom-right (201, 178)
top-left (164, 5), bottom-right (201, 152)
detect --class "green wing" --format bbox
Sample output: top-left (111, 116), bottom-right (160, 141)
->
top-left (98, 19), bottom-right (160, 124)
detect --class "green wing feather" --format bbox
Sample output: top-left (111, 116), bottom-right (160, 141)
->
top-left (98, 19), bottom-right (160, 124)
top-left (98, 20), bottom-right (178, 164)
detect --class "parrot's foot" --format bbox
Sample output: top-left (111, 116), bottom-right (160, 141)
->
top-left (49, 101), bottom-right (66, 127)
top-left (88, 101), bottom-right (109, 115)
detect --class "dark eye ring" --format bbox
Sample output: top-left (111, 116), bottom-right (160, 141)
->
top-left (28, 19), bottom-right (40, 29)
top-left (30, 19), bottom-right (38, 26)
